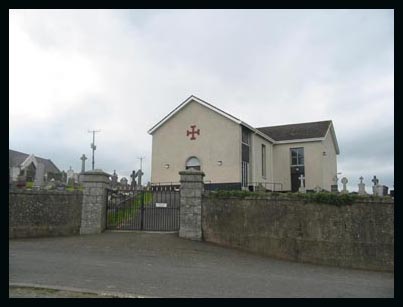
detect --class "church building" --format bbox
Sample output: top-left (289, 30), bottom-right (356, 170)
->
top-left (148, 96), bottom-right (339, 192)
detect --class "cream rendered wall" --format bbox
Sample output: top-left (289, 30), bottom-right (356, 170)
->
top-left (151, 101), bottom-right (241, 184)
top-left (321, 131), bottom-right (338, 191)
top-left (250, 134), bottom-right (274, 186)
top-left (272, 141), bottom-right (324, 191)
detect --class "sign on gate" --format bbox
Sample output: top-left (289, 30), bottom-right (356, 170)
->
top-left (156, 203), bottom-right (167, 208)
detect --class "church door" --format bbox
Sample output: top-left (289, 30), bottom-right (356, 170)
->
top-left (290, 166), bottom-right (305, 192)
top-left (290, 147), bottom-right (305, 192)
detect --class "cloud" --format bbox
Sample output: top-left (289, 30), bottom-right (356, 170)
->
top-left (9, 9), bottom-right (394, 189)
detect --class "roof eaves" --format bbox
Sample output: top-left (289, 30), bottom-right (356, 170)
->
top-left (326, 122), bottom-right (340, 155)
top-left (147, 95), bottom-right (193, 134)
top-left (273, 137), bottom-right (325, 144)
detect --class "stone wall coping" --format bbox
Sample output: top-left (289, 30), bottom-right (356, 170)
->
top-left (203, 193), bottom-right (394, 204)
top-left (9, 190), bottom-right (83, 196)
top-left (179, 170), bottom-right (205, 176)
top-left (82, 169), bottom-right (111, 176)
top-left (81, 170), bottom-right (111, 183)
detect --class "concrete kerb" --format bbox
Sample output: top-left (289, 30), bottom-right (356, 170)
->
top-left (9, 282), bottom-right (150, 298)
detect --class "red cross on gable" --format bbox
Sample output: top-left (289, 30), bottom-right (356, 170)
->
top-left (186, 125), bottom-right (200, 140)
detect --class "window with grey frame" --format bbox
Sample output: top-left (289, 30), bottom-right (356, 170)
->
top-left (185, 156), bottom-right (201, 171)
top-left (261, 144), bottom-right (266, 178)
top-left (241, 127), bottom-right (250, 188)
top-left (290, 147), bottom-right (304, 166)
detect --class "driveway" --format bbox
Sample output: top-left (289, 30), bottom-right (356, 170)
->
top-left (9, 232), bottom-right (394, 298)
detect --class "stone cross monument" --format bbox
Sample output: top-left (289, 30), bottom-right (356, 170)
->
top-left (130, 170), bottom-right (138, 190)
top-left (136, 169), bottom-right (144, 188)
top-left (358, 176), bottom-right (366, 195)
top-left (111, 170), bottom-right (118, 188)
top-left (298, 174), bottom-right (306, 193)
top-left (341, 177), bottom-right (349, 194)
top-left (33, 162), bottom-right (45, 188)
top-left (372, 176), bottom-right (379, 195)
top-left (80, 154), bottom-right (88, 173)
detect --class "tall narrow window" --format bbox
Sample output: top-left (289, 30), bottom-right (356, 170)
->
top-left (262, 144), bottom-right (266, 178)
top-left (290, 147), bottom-right (304, 166)
top-left (241, 127), bottom-right (251, 188)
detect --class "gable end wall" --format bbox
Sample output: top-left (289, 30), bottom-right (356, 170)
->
top-left (151, 101), bottom-right (241, 184)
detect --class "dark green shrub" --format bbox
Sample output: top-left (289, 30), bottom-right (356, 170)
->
top-left (208, 190), bottom-right (365, 206)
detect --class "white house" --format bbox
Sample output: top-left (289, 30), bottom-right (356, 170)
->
top-left (148, 95), bottom-right (339, 192)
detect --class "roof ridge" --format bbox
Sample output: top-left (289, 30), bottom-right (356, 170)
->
top-left (257, 120), bottom-right (332, 129)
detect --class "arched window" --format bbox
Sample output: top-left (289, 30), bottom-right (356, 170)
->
top-left (185, 157), bottom-right (201, 171)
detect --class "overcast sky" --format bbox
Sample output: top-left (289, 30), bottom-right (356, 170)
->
top-left (9, 9), bottom-right (394, 192)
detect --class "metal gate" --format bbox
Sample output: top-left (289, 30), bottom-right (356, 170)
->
top-left (106, 185), bottom-right (180, 231)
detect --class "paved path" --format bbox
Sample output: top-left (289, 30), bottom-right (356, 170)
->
top-left (9, 232), bottom-right (394, 298)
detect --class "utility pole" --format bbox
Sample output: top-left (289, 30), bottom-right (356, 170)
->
top-left (138, 156), bottom-right (145, 171)
top-left (88, 130), bottom-right (101, 170)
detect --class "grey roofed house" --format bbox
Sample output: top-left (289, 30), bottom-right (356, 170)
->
top-left (9, 149), bottom-right (61, 182)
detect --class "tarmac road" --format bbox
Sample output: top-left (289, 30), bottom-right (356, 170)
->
top-left (9, 232), bottom-right (394, 298)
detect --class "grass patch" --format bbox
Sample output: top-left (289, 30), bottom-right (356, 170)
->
top-left (66, 185), bottom-right (83, 192)
top-left (107, 191), bottom-right (152, 226)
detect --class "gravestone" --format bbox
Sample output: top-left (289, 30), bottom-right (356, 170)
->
top-left (80, 154), bottom-right (87, 173)
top-left (331, 174), bottom-right (339, 193)
top-left (67, 177), bottom-right (75, 187)
top-left (33, 162), bottom-right (45, 188)
top-left (298, 174), bottom-right (306, 193)
top-left (314, 186), bottom-right (322, 193)
top-left (376, 185), bottom-right (388, 197)
top-left (56, 181), bottom-right (66, 191)
top-left (66, 166), bottom-right (74, 184)
top-left (111, 170), bottom-right (118, 188)
top-left (130, 170), bottom-right (138, 190)
top-left (371, 176), bottom-right (379, 195)
top-left (16, 174), bottom-right (26, 189)
top-left (341, 177), bottom-right (349, 194)
top-left (44, 178), bottom-right (56, 190)
top-left (358, 176), bottom-right (366, 195)
top-left (120, 177), bottom-right (128, 190)
top-left (61, 170), bottom-right (67, 184)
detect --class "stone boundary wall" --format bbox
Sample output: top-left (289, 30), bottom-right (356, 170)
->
top-left (9, 190), bottom-right (83, 239)
top-left (202, 195), bottom-right (394, 271)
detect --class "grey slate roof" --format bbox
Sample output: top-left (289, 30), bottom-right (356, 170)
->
top-left (9, 149), bottom-right (61, 174)
top-left (256, 120), bottom-right (332, 141)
